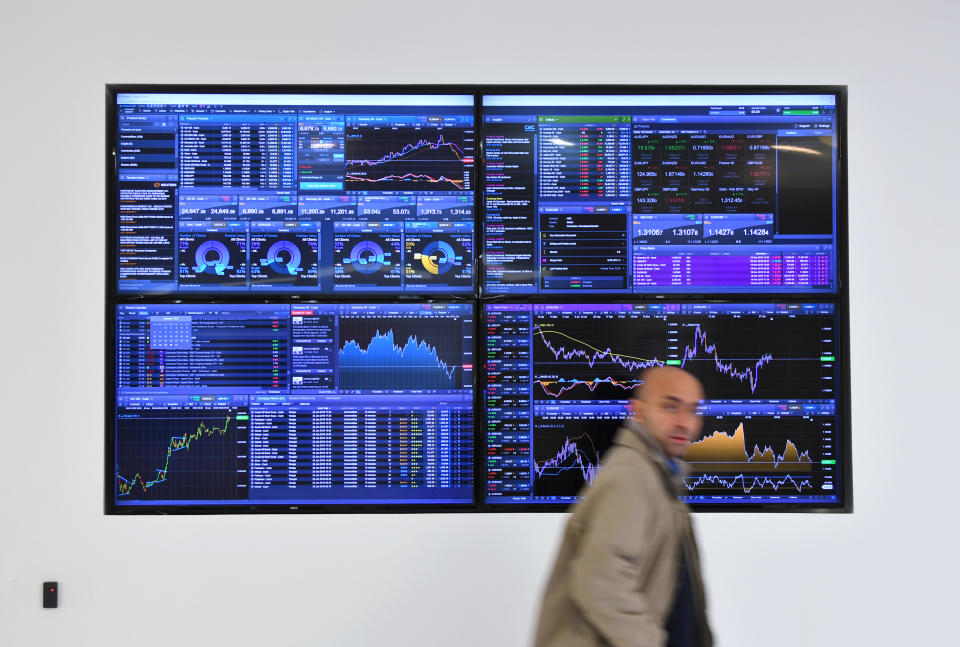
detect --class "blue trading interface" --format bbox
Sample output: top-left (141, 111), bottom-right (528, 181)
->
top-left (115, 94), bottom-right (475, 294)
top-left (482, 94), bottom-right (839, 295)
top-left (115, 303), bottom-right (474, 506)
top-left (483, 302), bottom-right (841, 506)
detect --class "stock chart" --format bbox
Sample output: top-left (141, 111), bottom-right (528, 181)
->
top-left (114, 303), bottom-right (474, 506)
top-left (484, 302), bottom-right (840, 505)
top-left (345, 125), bottom-right (472, 191)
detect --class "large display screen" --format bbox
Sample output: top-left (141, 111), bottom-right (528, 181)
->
top-left (113, 302), bottom-right (474, 508)
top-left (482, 94), bottom-right (840, 295)
top-left (483, 302), bottom-right (842, 507)
top-left (107, 85), bottom-right (849, 513)
top-left (114, 93), bottom-right (475, 295)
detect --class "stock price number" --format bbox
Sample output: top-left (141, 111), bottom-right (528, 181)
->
top-left (707, 228), bottom-right (734, 237)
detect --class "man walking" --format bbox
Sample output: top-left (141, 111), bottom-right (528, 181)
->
top-left (533, 366), bottom-right (712, 647)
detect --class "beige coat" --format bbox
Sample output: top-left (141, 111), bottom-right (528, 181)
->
top-left (533, 419), bottom-right (712, 647)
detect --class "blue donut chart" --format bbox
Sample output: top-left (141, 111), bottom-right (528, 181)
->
top-left (193, 240), bottom-right (230, 276)
top-left (261, 239), bottom-right (302, 276)
top-left (344, 239), bottom-right (391, 275)
top-left (415, 239), bottom-right (461, 275)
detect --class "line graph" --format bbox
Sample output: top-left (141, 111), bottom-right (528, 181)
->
top-left (536, 375), bottom-right (643, 398)
top-left (483, 304), bottom-right (840, 506)
top-left (337, 316), bottom-right (465, 391)
top-left (535, 325), bottom-right (664, 372)
top-left (340, 330), bottom-right (456, 388)
top-left (680, 413), bottom-right (831, 498)
top-left (680, 323), bottom-right (773, 394)
top-left (115, 403), bottom-right (248, 501)
top-left (685, 421), bottom-right (814, 472)
top-left (531, 414), bottom-right (621, 498)
top-left (346, 132), bottom-right (466, 167)
top-left (345, 127), bottom-right (472, 192)
top-left (534, 434), bottom-right (602, 485)
top-left (683, 473), bottom-right (815, 494)
top-left (673, 314), bottom-right (834, 399)
top-left (532, 317), bottom-right (668, 401)
top-left (117, 417), bottom-right (231, 495)
top-left (345, 172), bottom-right (464, 189)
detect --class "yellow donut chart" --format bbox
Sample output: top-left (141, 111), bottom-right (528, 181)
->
top-left (415, 251), bottom-right (442, 275)
top-left (413, 239), bottom-right (459, 275)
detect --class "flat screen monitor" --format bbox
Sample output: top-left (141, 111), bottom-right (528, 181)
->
top-left (482, 92), bottom-right (843, 295)
top-left (111, 92), bottom-right (476, 295)
top-left (110, 302), bottom-right (475, 510)
top-left (483, 302), bottom-right (844, 509)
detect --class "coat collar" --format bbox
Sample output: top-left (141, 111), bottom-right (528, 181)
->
top-left (614, 418), bottom-right (689, 496)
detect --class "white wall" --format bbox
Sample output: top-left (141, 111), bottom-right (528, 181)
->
top-left (1, 1), bottom-right (957, 645)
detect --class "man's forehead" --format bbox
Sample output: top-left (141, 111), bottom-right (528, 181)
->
top-left (633, 366), bottom-right (705, 401)
top-left (659, 392), bottom-right (702, 405)
top-left (646, 373), bottom-right (703, 398)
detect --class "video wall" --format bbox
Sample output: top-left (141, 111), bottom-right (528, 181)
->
top-left (107, 87), bottom-right (848, 512)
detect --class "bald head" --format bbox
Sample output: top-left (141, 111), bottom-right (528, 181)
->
top-left (630, 366), bottom-right (704, 458)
